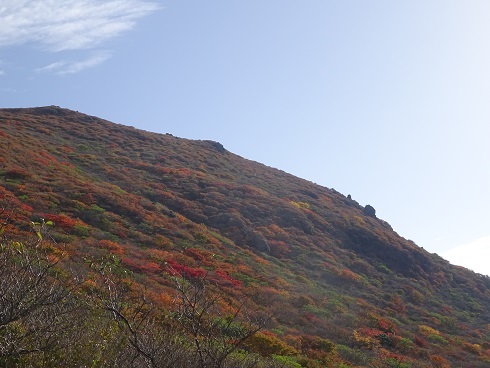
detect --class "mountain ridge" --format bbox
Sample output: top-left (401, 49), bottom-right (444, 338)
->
top-left (1, 106), bottom-right (489, 367)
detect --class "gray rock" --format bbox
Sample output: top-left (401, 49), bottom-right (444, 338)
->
top-left (363, 205), bottom-right (376, 218)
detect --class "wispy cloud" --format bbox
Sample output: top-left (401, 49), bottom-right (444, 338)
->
top-left (0, 1), bottom-right (158, 74)
top-left (441, 235), bottom-right (490, 276)
top-left (36, 51), bottom-right (111, 75)
top-left (0, 0), bottom-right (159, 51)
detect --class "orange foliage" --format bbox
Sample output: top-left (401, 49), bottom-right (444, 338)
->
top-left (429, 355), bottom-right (450, 368)
top-left (140, 262), bottom-right (163, 273)
top-left (122, 257), bottom-right (162, 274)
top-left (99, 240), bottom-right (125, 255)
top-left (43, 213), bottom-right (77, 230)
top-left (147, 248), bottom-right (170, 261)
top-left (337, 268), bottom-right (362, 283)
top-left (269, 240), bottom-right (290, 258)
top-left (390, 295), bottom-right (407, 314)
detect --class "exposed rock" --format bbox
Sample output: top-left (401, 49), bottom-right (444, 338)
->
top-left (204, 140), bottom-right (226, 153)
top-left (363, 204), bottom-right (376, 218)
top-left (35, 105), bottom-right (66, 116)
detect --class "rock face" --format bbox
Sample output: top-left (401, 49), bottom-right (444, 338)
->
top-left (363, 205), bottom-right (376, 218)
top-left (205, 140), bottom-right (226, 153)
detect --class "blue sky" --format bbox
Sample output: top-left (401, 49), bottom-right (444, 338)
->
top-left (1, 1), bottom-right (489, 275)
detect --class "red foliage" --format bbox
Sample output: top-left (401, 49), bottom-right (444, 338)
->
top-left (121, 258), bottom-right (162, 274)
top-left (36, 151), bottom-right (58, 165)
top-left (413, 335), bottom-right (427, 347)
top-left (43, 214), bottom-right (77, 230)
top-left (215, 269), bottom-right (242, 287)
top-left (184, 247), bottom-right (207, 261)
top-left (303, 312), bottom-right (320, 323)
top-left (0, 187), bottom-right (33, 222)
top-left (121, 257), bottom-right (140, 272)
top-left (40, 151), bottom-right (55, 160)
top-left (0, 130), bottom-right (7, 138)
top-left (166, 259), bottom-right (206, 278)
top-left (21, 203), bottom-right (33, 212)
top-left (376, 318), bottom-right (397, 334)
top-left (61, 161), bottom-right (75, 169)
top-left (58, 145), bottom-right (74, 154)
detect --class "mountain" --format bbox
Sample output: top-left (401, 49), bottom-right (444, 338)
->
top-left (0, 106), bottom-right (489, 367)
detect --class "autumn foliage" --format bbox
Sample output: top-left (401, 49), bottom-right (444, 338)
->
top-left (0, 107), bottom-right (489, 367)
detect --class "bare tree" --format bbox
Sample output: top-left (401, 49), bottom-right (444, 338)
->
top-left (94, 263), bottom-right (272, 368)
top-left (0, 215), bottom-right (80, 365)
top-left (86, 257), bottom-right (187, 368)
top-left (0, 200), bottom-right (281, 367)
top-left (172, 275), bottom-right (270, 368)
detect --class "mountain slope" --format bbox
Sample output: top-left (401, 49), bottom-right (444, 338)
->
top-left (1, 106), bottom-right (489, 367)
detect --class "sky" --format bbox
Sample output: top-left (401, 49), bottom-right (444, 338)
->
top-left (1, 1), bottom-right (489, 276)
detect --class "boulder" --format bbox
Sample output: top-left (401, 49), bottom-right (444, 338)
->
top-left (363, 205), bottom-right (376, 218)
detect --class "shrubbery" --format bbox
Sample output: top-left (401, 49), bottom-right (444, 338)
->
top-left (0, 205), bottom-right (287, 367)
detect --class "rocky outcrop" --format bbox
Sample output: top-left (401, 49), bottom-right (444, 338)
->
top-left (363, 204), bottom-right (376, 218)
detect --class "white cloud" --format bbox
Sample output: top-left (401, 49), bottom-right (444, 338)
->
top-left (37, 51), bottom-right (111, 75)
top-left (441, 235), bottom-right (490, 276)
top-left (0, 0), bottom-right (159, 51)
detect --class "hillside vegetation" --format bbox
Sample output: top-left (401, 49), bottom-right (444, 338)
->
top-left (0, 106), bottom-right (489, 367)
